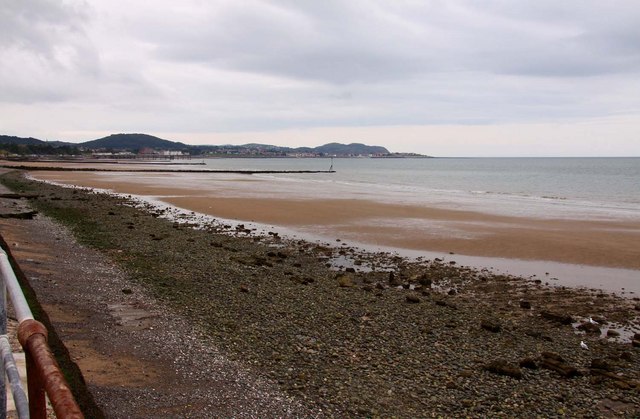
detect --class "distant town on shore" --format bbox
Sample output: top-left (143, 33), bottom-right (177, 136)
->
top-left (0, 133), bottom-right (429, 159)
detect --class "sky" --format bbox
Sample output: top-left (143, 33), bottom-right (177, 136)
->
top-left (1, 1), bottom-right (639, 157)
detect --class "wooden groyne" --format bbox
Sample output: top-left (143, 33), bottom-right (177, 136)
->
top-left (1, 165), bottom-right (336, 174)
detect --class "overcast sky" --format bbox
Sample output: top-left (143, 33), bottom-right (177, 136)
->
top-left (1, 0), bottom-right (639, 156)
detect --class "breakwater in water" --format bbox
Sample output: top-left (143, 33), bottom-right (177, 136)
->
top-left (0, 164), bottom-right (336, 174)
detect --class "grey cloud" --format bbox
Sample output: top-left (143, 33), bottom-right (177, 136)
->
top-left (0, 0), bottom-right (88, 61)
top-left (138, 1), bottom-right (445, 84)
top-left (132, 0), bottom-right (640, 85)
top-left (0, 0), bottom-right (101, 103)
top-left (468, 2), bottom-right (640, 77)
top-left (2, 0), bottom-right (640, 140)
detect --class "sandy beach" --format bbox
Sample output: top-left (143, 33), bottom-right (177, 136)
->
top-left (1, 168), bottom-right (639, 417)
top-left (26, 169), bottom-right (640, 272)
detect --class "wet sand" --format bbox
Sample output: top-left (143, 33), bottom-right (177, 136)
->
top-left (26, 169), bottom-right (640, 273)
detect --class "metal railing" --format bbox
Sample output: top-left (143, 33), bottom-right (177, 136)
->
top-left (0, 249), bottom-right (83, 418)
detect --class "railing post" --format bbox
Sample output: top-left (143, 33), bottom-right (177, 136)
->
top-left (19, 319), bottom-right (83, 419)
top-left (25, 349), bottom-right (46, 419)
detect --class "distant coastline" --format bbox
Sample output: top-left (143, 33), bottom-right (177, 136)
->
top-left (0, 133), bottom-right (430, 159)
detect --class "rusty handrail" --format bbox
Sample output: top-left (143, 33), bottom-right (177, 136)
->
top-left (0, 249), bottom-right (84, 418)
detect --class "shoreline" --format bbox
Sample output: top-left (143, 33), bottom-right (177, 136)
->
top-left (114, 200), bottom-right (640, 296)
top-left (26, 170), bottom-right (640, 274)
top-left (2, 170), bottom-right (640, 417)
top-left (85, 189), bottom-right (640, 296)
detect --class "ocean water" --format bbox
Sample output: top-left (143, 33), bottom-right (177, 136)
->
top-left (48, 157), bottom-right (640, 292)
top-left (201, 157), bottom-right (640, 222)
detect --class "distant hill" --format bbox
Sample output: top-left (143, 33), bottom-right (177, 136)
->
top-left (80, 133), bottom-right (190, 151)
top-left (0, 135), bottom-right (48, 146)
top-left (209, 142), bottom-right (390, 155)
top-left (312, 142), bottom-right (389, 155)
top-left (198, 142), bottom-right (391, 156)
top-left (0, 132), bottom-right (424, 157)
top-left (0, 135), bottom-right (81, 156)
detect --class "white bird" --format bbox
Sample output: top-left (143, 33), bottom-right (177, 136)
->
top-left (588, 317), bottom-right (598, 325)
top-left (580, 341), bottom-right (589, 350)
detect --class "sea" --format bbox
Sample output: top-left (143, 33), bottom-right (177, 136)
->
top-left (198, 157), bottom-right (640, 222)
top-left (74, 156), bottom-right (640, 293)
top-left (153, 156), bottom-right (636, 294)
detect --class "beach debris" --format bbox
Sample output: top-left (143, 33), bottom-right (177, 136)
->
top-left (0, 193), bottom-right (39, 199)
top-left (590, 366), bottom-right (640, 390)
top-left (525, 329), bottom-right (553, 342)
top-left (539, 352), bottom-right (582, 377)
top-left (337, 274), bottom-right (354, 288)
top-left (620, 352), bottom-right (634, 361)
top-left (577, 322), bottom-right (601, 334)
top-left (580, 341), bottom-right (589, 350)
top-left (434, 299), bottom-right (457, 309)
top-left (519, 300), bottom-right (532, 309)
top-left (590, 358), bottom-right (613, 371)
top-left (417, 275), bottom-right (432, 288)
top-left (541, 310), bottom-right (573, 325)
top-left (519, 357), bottom-right (538, 369)
top-left (405, 295), bottom-right (420, 304)
top-left (596, 398), bottom-right (640, 416)
top-left (483, 359), bottom-right (522, 379)
top-left (0, 210), bottom-right (38, 219)
top-left (388, 271), bottom-right (400, 286)
top-left (251, 256), bottom-right (273, 267)
top-left (606, 329), bottom-right (620, 337)
top-left (291, 276), bottom-right (314, 285)
top-left (588, 317), bottom-right (599, 325)
top-left (481, 319), bottom-right (502, 333)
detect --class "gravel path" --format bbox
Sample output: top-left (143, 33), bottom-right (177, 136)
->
top-left (1, 170), bottom-right (639, 418)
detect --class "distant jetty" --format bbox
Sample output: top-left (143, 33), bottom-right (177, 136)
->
top-left (0, 164), bottom-right (336, 174)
